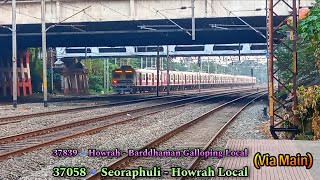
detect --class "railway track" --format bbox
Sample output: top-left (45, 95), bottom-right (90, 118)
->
top-left (86, 91), bottom-right (266, 180)
top-left (0, 87), bottom-right (257, 126)
top-left (0, 89), bottom-right (259, 160)
top-left (0, 86), bottom-right (250, 105)
top-left (0, 94), bottom-right (190, 126)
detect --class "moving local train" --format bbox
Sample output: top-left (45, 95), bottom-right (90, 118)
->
top-left (112, 65), bottom-right (256, 94)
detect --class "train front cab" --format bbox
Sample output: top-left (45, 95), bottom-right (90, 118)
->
top-left (112, 67), bottom-right (136, 94)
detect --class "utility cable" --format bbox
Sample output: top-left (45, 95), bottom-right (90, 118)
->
top-left (218, 2), bottom-right (266, 39)
top-left (135, 1), bottom-right (191, 36)
top-left (46, 6), bottom-right (91, 32)
top-left (99, 2), bottom-right (131, 20)
top-left (207, 1), bottom-right (219, 17)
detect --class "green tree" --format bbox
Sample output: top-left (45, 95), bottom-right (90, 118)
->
top-left (29, 48), bottom-right (43, 93)
top-left (299, 0), bottom-right (320, 69)
top-left (275, 1), bottom-right (320, 85)
top-left (273, 2), bottom-right (320, 139)
top-left (82, 59), bottom-right (119, 94)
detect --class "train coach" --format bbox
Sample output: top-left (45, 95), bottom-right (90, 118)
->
top-left (112, 66), bottom-right (256, 94)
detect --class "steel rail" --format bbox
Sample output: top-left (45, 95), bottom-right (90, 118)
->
top-left (0, 89), bottom-right (252, 144)
top-left (0, 90), bottom-right (257, 160)
top-left (179, 92), bottom-right (267, 180)
top-left (86, 91), bottom-right (266, 180)
top-left (0, 86), bottom-right (255, 125)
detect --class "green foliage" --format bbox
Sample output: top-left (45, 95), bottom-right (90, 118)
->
top-left (29, 48), bottom-right (43, 93)
top-left (47, 72), bottom-right (61, 93)
top-left (297, 85), bottom-right (320, 139)
top-left (271, 3), bottom-right (320, 139)
top-left (299, 1), bottom-right (320, 69)
top-left (87, 75), bottom-right (104, 93)
top-left (275, 2), bottom-right (320, 85)
top-left (82, 58), bottom-right (119, 94)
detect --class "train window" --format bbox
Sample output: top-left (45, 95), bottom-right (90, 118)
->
top-left (126, 73), bottom-right (133, 78)
top-left (142, 74), bottom-right (146, 80)
top-left (148, 74), bottom-right (151, 80)
top-left (113, 73), bottom-right (120, 78)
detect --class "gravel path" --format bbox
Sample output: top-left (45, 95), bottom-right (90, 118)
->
top-left (0, 100), bottom-right (225, 180)
top-left (0, 99), bottom-right (173, 137)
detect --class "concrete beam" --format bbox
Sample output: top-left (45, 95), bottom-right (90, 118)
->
top-left (0, 0), bottom-right (315, 24)
top-left (55, 43), bottom-right (268, 58)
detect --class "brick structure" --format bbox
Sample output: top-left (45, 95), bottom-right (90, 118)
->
top-left (0, 50), bottom-right (32, 97)
top-left (54, 61), bottom-right (89, 95)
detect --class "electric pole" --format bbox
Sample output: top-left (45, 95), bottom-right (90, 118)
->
top-left (104, 59), bottom-right (106, 94)
top-left (191, 0), bottom-right (195, 40)
top-left (12, 0), bottom-right (17, 108)
top-left (107, 58), bottom-right (109, 94)
top-left (156, 46), bottom-right (160, 97)
top-left (166, 45), bottom-right (170, 96)
top-left (49, 48), bottom-right (54, 94)
top-left (41, 0), bottom-right (48, 107)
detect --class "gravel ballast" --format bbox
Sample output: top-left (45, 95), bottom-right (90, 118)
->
top-left (198, 99), bottom-right (269, 169)
top-left (0, 98), bottom-right (172, 118)
top-left (0, 100), bottom-right (225, 180)
top-left (0, 99), bottom-right (173, 137)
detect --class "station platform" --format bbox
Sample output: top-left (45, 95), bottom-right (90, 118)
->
top-left (216, 139), bottom-right (319, 180)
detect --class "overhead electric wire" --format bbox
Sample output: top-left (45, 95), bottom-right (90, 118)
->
top-left (0, 4), bottom-right (90, 26)
top-left (98, 1), bottom-right (183, 39)
top-left (99, 2), bottom-right (148, 29)
top-left (206, 1), bottom-right (219, 17)
top-left (218, 1), bottom-right (266, 39)
top-left (0, 6), bottom-right (43, 21)
top-left (46, 5), bottom-right (91, 31)
top-left (99, 2), bottom-right (133, 20)
top-left (135, 1), bottom-right (191, 36)
top-left (154, 9), bottom-right (191, 36)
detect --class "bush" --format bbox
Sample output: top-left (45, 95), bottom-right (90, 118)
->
top-left (297, 85), bottom-right (320, 139)
top-left (88, 75), bottom-right (104, 94)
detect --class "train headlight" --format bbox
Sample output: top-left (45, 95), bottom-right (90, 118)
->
top-left (113, 80), bottom-right (117, 84)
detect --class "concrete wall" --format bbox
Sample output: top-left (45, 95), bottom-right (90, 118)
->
top-left (0, 0), bottom-right (315, 24)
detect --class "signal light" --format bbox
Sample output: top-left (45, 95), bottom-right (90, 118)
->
top-left (113, 80), bottom-right (117, 84)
